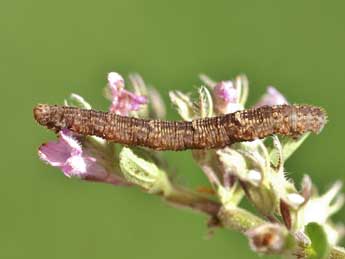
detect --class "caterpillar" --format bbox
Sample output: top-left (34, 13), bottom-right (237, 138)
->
top-left (33, 104), bottom-right (327, 151)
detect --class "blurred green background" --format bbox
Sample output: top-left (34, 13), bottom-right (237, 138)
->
top-left (1, 0), bottom-right (344, 258)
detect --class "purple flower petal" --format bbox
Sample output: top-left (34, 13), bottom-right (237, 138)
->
top-left (107, 72), bottom-right (147, 115)
top-left (213, 81), bottom-right (242, 114)
top-left (38, 129), bottom-right (82, 166)
top-left (62, 155), bottom-right (88, 177)
top-left (214, 81), bottom-right (238, 103)
top-left (59, 129), bottom-right (82, 156)
top-left (38, 129), bottom-right (127, 185)
top-left (39, 142), bottom-right (71, 167)
top-left (254, 87), bottom-right (288, 107)
top-left (108, 72), bottom-right (125, 89)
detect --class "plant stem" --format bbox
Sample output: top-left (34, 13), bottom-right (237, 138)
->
top-left (163, 184), bottom-right (265, 233)
top-left (164, 185), bottom-right (221, 217)
top-left (218, 203), bottom-right (265, 232)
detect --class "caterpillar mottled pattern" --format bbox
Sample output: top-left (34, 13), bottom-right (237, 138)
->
top-left (33, 104), bottom-right (327, 151)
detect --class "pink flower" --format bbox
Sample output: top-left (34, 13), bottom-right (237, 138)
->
top-left (213, 81), bottom-right (242, 114)
top-left (254, 87), bottom-right (288, 107)
top-left (38, 129), bottom-right (125, 185)
top-left (107, 72), bottom-right (147, 116)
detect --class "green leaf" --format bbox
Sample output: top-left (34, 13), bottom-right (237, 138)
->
top-left (305, 222), bottom-right (330, 259)
top-left (119, 147), bottom-right (171, 194)
top-left (169, 90), bottom-right (195, 121)
top-left (199, 74), bottom-right (217, 88)
top-left (198, 85), bottom-right (213, 118)
top-left (235, 74), bottom-right (249, 105)
top-left (269, 133), bottom-right (310, 163)
top-left (269, 136), bottom-right (283, 171)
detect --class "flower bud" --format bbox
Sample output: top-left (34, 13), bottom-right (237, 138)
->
top-left (213, 81), bottom-right (243, 114)
top-left (246, 223), bottom-right (294, 254)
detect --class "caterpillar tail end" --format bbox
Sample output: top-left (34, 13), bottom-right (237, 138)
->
top-left (295, 105), bottom-right (328, 135)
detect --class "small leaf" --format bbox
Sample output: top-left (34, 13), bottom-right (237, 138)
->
top-left (270, 136), bottom-right (284, 172)
top-left (235, 74), bottom-right (249, 105)
top-left (305, 222), bottom-right (330, 259)
top-left (119, 147), bottom-right (170, 194)
top-left (199, 74), bottom-right (217, 88)
top-left (198, 85), bottom-right (213, 118)
top-left (269, 133), bottom-right (310, 162)
top-left (64, 93), bottom-right (92, 109)
top-left (169, 90), bottom-right (195, 121)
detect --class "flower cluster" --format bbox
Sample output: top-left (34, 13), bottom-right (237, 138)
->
top-left (107, 72), bottom-right (147, 115)
top-left (37, 72), bottom-right (344, 258)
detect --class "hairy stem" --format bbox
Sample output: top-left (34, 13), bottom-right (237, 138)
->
top-left (164, 185), bottom-right (221, 217)
top-left (162, 183), bottom-right (265, 233)
top-left (218, 203), bottom-right (265, 232)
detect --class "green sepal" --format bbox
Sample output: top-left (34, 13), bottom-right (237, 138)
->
top-left (169, 90), bottom-right (196, 121)
top-left (119, 147), bottom-right (171, 194)
top-left (305, 222), bottom-right (330, 259)
top-left (198, 85), bottom-right (213, 118)
top-left (269, 133), bottom-right (310, 164)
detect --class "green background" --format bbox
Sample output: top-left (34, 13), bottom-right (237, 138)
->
top-left (1, 0), bottom-right (344, 258)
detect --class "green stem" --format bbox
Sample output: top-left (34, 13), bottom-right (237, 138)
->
top-left (164, 185), bottom-right (221, 217)
top-left (218, 203), bottom-right (265, 232)
top-left (163, 184), bottom-right (265, 233)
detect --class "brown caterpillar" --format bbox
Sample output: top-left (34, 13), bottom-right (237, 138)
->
top-left (33, 104), bottom-right (327, 151)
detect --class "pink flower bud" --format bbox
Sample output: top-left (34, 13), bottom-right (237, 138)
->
top-left (214, 81), bottom-right (237, 103)
top-left (213, 81), bottom-right (242, 114)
